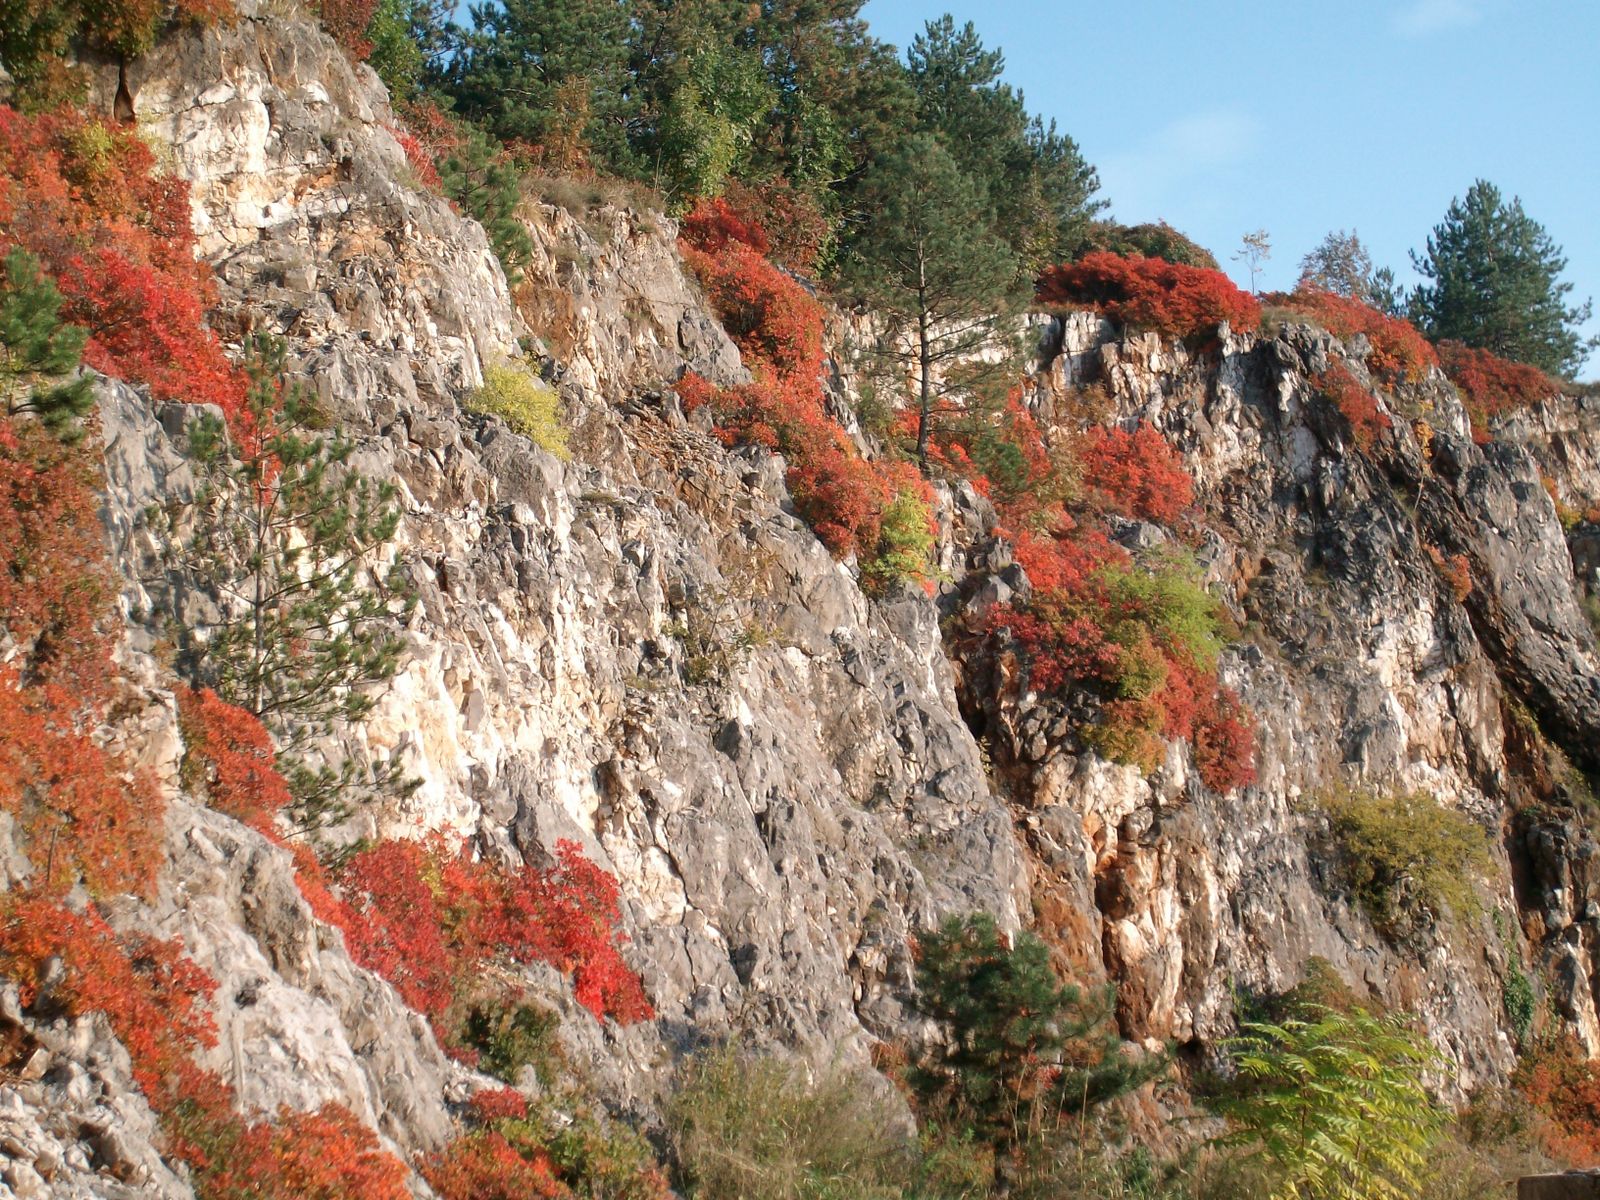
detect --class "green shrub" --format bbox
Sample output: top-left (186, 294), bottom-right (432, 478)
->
top-left (1314, 786), bottom-right (1493, 937)
top-left (467, 364), bottom-right (569, 458)
top-left (1503, 965), bottom-right (1535, 1045)
top-left (1216, 1006), bottom-right (1444, 1200)
top-left (863, 487), bottom-right (938, 593)
top-left (448, 988), bottom-right (561, 1085)
top-left (666, 1047), bottom-right (914, 1200)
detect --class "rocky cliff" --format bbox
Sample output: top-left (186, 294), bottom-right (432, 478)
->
top-left (4, 5), bottom-right (1600, 1194)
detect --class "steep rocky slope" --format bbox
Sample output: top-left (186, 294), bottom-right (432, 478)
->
top-left (4, 5), bottom-right (1600, 1194)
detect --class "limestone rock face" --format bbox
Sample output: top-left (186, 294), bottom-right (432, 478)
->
top-left (6, 4), bottom-right (1597, 1192)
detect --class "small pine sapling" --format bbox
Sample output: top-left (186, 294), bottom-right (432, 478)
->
top-left (156, 334), bottom-right (416, 828)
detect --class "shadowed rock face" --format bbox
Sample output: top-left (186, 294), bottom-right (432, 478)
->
top-left (0, 4), bottom-right (1590, 1190)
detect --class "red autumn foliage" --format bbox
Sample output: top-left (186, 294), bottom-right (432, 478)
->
top-left (390, 124), bottom-right (443, 192)
top-left (1518, 1037), bottom-right (1600, 1167)
top-left (1438, 340), bottom-right (1558, 423)
top-left (0, 106), bottom-right (245, 427)
top-left (679, 239), bottom-right (823, 383)
top-left (176, 686), bottom-right (292, 831)
top-left (676, 221), bottom-right (936, 581)
top-left (1036, 251), bottom-right (1261, 340)
top-left (338, 835), bottom-right (653, 1034)
top-left (203, 1104), bottom-right (412, 1200)
top-left (316, 0), bottom-right (378, 60)
top-left (721, 176), bottom-right (831, 275)
top-left (679, 196), bottom-right (772, 258)
top-left (1191, 685), bottom-right (1258, 793)
top-left (1078, 422), bottom-right (1194, 524)
top-left (1316, 361), bottom-right (1392, 453)
top-left (1282, 290), bottom-right (1438, 380)
top-left (470, 1087), bottom-right (532, 1124)
top-left (1426, 546), bottom-right (1473, 603)
top-left (988, 524), bottom-right (1255, 791)
top-left (0, 418), bottom-right (115, 693)
top-left (0, 671), bottom-right (165, 897)
top-left (422, 1131), bottom-right (571, 1200)
top-left (0, 897), bottom-right (217, 1110)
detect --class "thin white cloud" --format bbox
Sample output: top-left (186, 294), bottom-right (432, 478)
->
top-left (1097, 108), bottom-right (1259, 225)
top-left (1391, 0), bottom-right (1482, 37)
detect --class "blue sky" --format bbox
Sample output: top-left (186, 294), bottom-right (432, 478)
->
top-left (860, 0), bottom-right (1600, 377)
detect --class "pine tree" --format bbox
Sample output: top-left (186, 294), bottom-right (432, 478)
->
top-left (155, 335), bottom-right (416, 828)
top-left (444, 0), bottom-right (636, 171)
top-left (904, 15), bottom-right (1101, 270)
top-left (0, 248), bottom-right (94, 441)
top-left (911, 913), bottom-right (1164, 1153)
top-left (1411, 180), bottom-right (1596, 378)
top-left (839, 134), bottom-right (1021, 467)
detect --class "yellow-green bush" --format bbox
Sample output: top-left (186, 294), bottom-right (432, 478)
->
top-left (1315, 787), bottom-right (1493, 936)
top-left (666, 1047), bottom-right (916, 1200)
top-left (466, 364), bottom-right (569, 459)
top-left (863, 488), bottom-right (938, 593)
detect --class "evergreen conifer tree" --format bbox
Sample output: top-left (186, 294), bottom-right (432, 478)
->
top-left (840, 134), bottom-right (1021, 467)
top-left (0, 248), bottom-right (94, 441)
top-left (1411, 180), bottom-right (1596, 378)
top-left (911, 913), bottom-right (1164, 1153)
top-left (156, 335), bottom-right (416, 827)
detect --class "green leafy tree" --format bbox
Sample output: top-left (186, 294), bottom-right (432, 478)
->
top-left (1298, 230), bottom-right (1376, 300)
top-left (652, 40), bottom-right (774, 203)
top-left (1216, 1006), bottom-right (1444, 1200)
top-left (1076, 220), bottom-right (1219, 269)
top-left (0, 248), bottom-right (93, 441)
top-left (444, 0), bottom-right (636, 171)
top-left (1410, 180), bottom-right (1596, 378)
top-left (840, 134), bottom-right (1022, 467)
top-left (159, 335), bottom-right (416, 827)
top-left (911, 913), bottom-right (1164, 1155)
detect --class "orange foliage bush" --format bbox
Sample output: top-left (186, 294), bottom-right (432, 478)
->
top-left (422, 1131), bottom-right (571, 1200)
top-left (338, 835), bottom-right (653, 1037)
top-left (0, 897), bottom-right (217, 1111)
top-left (390, 124), bottom-right (444, 192)
top-left (315, 0), bottom-right (378, 60)
top-left (1282, 290), bottom-right (1437, 380)
top-left (177, 686), bottom-right (292, 831)
top-left (1316, 361), bottom-right (1392, 452)
top-left (1518, 1037), bottom-right (1600, 1167)
top-left (1036, 251), bottom-right (1260, 340)
top-left (678, 215), bottom-right (935, 583)
top-left (0, 418), bottom-right (115, 693)
top-left (1438, 340), bottom-right (1558, 423)
top-left (204, 1104), bottom-right (412, 1200)
top-left (987, 523), bottom-right (1255, 791)
top-left (720, 177), bottom-right (831, 275)
top-left (680, 238), bottom-right (823, 383)
top-left (1078, 421), bottom-right (1194, 523)
top-left (0, 672), bottom-right (164, 897)
top-left (1426, 546), bottom-right (1473, 603)
top-left (679, 196), bottom-right (771, 258)
top-left (0, 107), bottom-right (245, 428)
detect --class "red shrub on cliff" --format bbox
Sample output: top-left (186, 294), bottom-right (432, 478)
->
top-left (0, 106), bottom-right (246, 426)
top-left (1438, 340), bottom-right (1558, 422)
top-left (1283, 290), bottom-right (1437, 380)
top-left (338, 836), bottom-right (653, 1031)
top-left (1316, 361), bottom-right (1392, 452)
top-left (1037, 252), bottom-right (1260, 339)
top-left (1078, 422), bottom-right (1193, 523)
